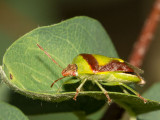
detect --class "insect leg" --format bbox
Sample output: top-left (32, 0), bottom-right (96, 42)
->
top-left (119, 86), bottom-right (130, 94)
top-left (73, 79), bottom-right (87, 101)
top-left (56, 79), bottom-right (81, 93)
top-left (94, 81), bottom-right (112, 104)
top-left (101, 82), bottom-right (147, 103)
top-left (119, 83), bottom-right (147, 103)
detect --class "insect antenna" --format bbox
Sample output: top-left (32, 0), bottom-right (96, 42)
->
top-left (37, 44), bottom-right (63, 69)
top-left (51, 76), bottom-right (66, 87)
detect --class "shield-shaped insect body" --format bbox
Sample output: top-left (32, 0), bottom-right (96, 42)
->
top-left (37, 44), bottom-right (147, 104)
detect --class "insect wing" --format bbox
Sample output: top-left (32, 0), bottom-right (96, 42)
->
top-left (99, 72), bottom-right (141, 84)
top-left (124, 62), bottom-right (144, 74)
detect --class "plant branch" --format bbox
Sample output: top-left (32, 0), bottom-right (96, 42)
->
top-left (129, 0), bottom-right (160, 67)
top-left (101, 0), bottom-right (160, 119)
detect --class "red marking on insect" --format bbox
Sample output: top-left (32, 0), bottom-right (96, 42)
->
top-left (81, 54), bottom-right (134, 73)
top-left (99, 60), bottom-right (134, 72)
top-left (81, 54), bottom-right (99, 72)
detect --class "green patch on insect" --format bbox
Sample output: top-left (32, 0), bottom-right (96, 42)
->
top-left (37, 44), bottom-right (147, 104)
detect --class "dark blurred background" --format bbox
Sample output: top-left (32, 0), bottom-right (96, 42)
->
top-left (0, 0), bottom-right (159, 108)
top-left (0, 0), bottom-right (154, 58)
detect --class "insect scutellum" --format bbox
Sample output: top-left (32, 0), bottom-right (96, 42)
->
top-left (37, 44), bottom-right (147, 104)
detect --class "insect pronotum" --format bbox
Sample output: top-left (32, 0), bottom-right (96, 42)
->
top-left (37, 44), bottom-right (147, 104)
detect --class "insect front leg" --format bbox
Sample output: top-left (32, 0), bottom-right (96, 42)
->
top-left (73, 79), bottom-right (87, 101)
top-left (101, 82), bottom-right (147, 103)
top-left (94, 81), bottom-right (112, 104)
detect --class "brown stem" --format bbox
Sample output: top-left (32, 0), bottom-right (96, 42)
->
top-left (102, 0), bottom-right (160, 119)
top-left (129, 0), bottom-right (160, 67)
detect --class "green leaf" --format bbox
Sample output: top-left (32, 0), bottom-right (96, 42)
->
top-left (1, 16), bottom-right (160, 116)
top-left (137, 83), bottom-right (160, 120)
top-left (29, 112), bottom-right (82, 120)
top-left (1, 16), bottom-right (118, 102)
top-left (0, 84), bottom-right (11, 102)
top-left (87, 104), bottom-right (108, 120)
top-left (0, 101), bottom-right (28, 120)
top-left (28, 104), bottom-right (108, 120)
top-left (28, 112), bottom-right (79, 120)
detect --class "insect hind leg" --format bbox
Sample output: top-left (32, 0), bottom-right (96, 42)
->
top-left (120, 83), bottom-right (147, 103)
top-left (101, 82), bottom-right (147, 103)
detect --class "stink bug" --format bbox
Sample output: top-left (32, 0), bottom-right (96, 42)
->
top-left (37, 44), bottom-right (147, 104)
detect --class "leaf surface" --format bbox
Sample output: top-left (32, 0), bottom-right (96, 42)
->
top-left (2, 16), bottom-right (117, 102)
top-left (1, 16), bottom-right (160, 115)
top-left (0, 101), bottom-right (28, 120)
top-left (137, 83), bottom-right (160, 119)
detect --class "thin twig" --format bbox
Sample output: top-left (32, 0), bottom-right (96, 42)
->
top-left (129, 0), bottom-right (160, 67)
top-left (102, 0), bottom-right (160, 119)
